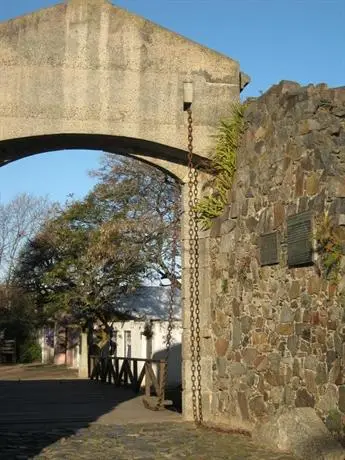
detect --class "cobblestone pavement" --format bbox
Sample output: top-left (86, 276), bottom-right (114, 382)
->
top-left (0, 423), bottom-right (296, 460)
top-left (0, 365), bottom-right (297, 459)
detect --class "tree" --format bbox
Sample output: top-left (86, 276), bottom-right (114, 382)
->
top-left (14, 154), bottom-right (181, 330)
top-left (0, 193), bottom-right (53, 286)
top-left (15, 202), bottom-right (148, 329)
top-left (90, 154), bottom-right (181, 286)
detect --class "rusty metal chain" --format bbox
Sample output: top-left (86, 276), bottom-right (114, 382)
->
top-left (152, 178), bottom-right (179, 411)
top-left (187, 108), bottom-right (203, 424)
top-left (146, 108), bottom-right (202, 420)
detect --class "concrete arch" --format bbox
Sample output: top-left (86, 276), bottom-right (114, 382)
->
top-left (0, 133), bottom-right (207, 182)
top-left (0, 0), bottom-right (250, 422)
top-left (0, 0), bottom-right (248, 178)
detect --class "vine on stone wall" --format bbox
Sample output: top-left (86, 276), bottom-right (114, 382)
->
top-left (196, 103), bottom-right (246, 230)
top-left (315, 212), bottom-right (343, 282)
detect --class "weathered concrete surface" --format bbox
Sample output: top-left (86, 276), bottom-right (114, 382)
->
top-left (253, 408), bottom-right (345, 460)
top-left (0, 0), bottom-right (246, 177)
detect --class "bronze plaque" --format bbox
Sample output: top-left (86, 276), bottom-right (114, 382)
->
top-left (260, 232), bottom-right (279, 266)
top-left (287, 210), bottom-right (313, 267)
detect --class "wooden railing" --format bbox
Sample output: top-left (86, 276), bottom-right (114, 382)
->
top-left (89, 355), bottom-right (167, 401)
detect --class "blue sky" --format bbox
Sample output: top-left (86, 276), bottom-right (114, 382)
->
top-left (0, 0), bottom-right (344, 205)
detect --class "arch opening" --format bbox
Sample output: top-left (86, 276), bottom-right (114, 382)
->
top-left (0, 133), bottom-right (209, 175)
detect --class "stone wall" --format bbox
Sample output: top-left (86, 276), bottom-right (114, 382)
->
top-left (209, 81), bottom-right (345, 428)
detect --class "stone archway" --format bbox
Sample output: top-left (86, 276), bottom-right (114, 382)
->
top-left (0, 0), bottom-right (249, 420)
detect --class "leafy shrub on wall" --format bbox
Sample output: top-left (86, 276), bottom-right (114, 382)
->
top-left (315, 212), bottom-right (344, 282)
top-left (196, 103), bottom-right (246, 229)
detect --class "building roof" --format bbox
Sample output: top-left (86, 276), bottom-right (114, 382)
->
top-left (118, 286), bottom-right (181, 320)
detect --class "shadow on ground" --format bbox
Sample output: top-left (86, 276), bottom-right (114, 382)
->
top-left (152, 343), bottom-right (182, 413)
top-left (0, 364), bottom-right (181, 458)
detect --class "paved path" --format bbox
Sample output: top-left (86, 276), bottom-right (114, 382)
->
top-left (0, 364), bottom-right (296, 459)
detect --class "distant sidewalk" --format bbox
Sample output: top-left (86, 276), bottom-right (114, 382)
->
top-left (0, 363), bottom-right (79, 380)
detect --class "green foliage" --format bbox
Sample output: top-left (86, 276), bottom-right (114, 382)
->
top-left (315, 213), bottom-right (343, 282)
top-left (19, 340), bottom-right (42, 363)
top-left (0, 287), bottom-right (41, 363)
top-left (324, 409), bottom-right (345, 445)
top-left (196, 103), bottom-right (246, 229)
top-left (14, 156), bottom-right (181, 329)
top-left (143, 320), bottom-right (154, 339)
top-left (221, 278), bottom-right (228, 294)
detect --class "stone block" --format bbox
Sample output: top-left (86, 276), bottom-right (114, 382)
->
top-left (268, 352), bottom-right (281, 373)
top-left (276, 323), bottom-right (294, 335)
top-left (306, 173), bottom-right (320, 196)
top-left (220, 219), bottom-right (236, 235)
top-left (274, 202), bottom-right (285, 228)
top-left (316, 363), bottom-right (328, 385)
top-left (305, 369), bottom-right (317, 394)
top-left (252, 331), bottom-right (268, 345)
top-left (242, 347), bottom-right (258, 366)
top-left (252, 407), bottom-right (345, 460)
top-left (329, 359), bottom-right (342, 385)
top-left (232, 317), bottom-right (242, 349)
top-left (232, 298), bottom-right (241, 317)
top-left (329, 177), bottom-right (345, 198)
top-left (304, 355), bottom-right (318, 371)
top-left (246, 217), bottom-right (259, 232)
top-left (316, 384), bottom-right (338, 413)
top-left (237, 391), bottom-right (250, 420)
top-left (295, 167), bottom-right (305, 197)
top-left (210, 217), bottom-right (222, 238)
top-left (284, 385), bottom-right (295, 406)
top-left (229, 362), bottom-right (246, 377)
top-left (308, 276), bottom-right (321, 294)
top-left (249, 394), bottom-right (267, 417)
top-left (241, 315), bottom-right (253, 334)
top-left (254, 355), bottom-right (269, 371)
top-left (215, 338), bottom-right (229, 357)
top-left (271, 386), bottom-right (283, 406)
top-left (295, 388), bottom-right (315, 408)
top-left (289, 280), bottom-right (301, 299)
top-left (338, 385), bottom-right (345, 413)
top-left (265, 370), bottom-right (284, 386)
top-left (280, 305), bottom-right (295, 323)
top-left (298, 119), bottom-right (321, 135)
top-left (296, 323), bottom-right (311, 340)
top-left (287, 335), bottom-right (299, 357)
top-left (230, 202), bottom-right (239, 219)
top-left (216, 357), bottom-right (227, 378)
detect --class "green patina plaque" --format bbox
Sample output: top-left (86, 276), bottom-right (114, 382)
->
top-left (287, 210), bottom-right (313, 267)
top-left (260, 232), bottom-right (279, 266)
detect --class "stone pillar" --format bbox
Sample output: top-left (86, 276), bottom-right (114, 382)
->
top-left (181, 178), bottom-right (213, 421)
top-left (78, 331), bottom-right (89, 379)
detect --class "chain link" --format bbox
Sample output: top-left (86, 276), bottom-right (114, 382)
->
top-left (148, 107), bottom-right (202, 421)
top-left (187, 109), bottom-right (203, 424)
top-left (152, 180), bottom-right (179, 411)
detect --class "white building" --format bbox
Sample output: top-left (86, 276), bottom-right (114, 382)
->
top-left (112, 318), bottom-right (182, 387)
top-left (40, 286), bottom-right (182, 386)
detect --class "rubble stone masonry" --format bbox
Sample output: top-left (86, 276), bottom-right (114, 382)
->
top-left (208, 81), bottom-right (345, 428)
